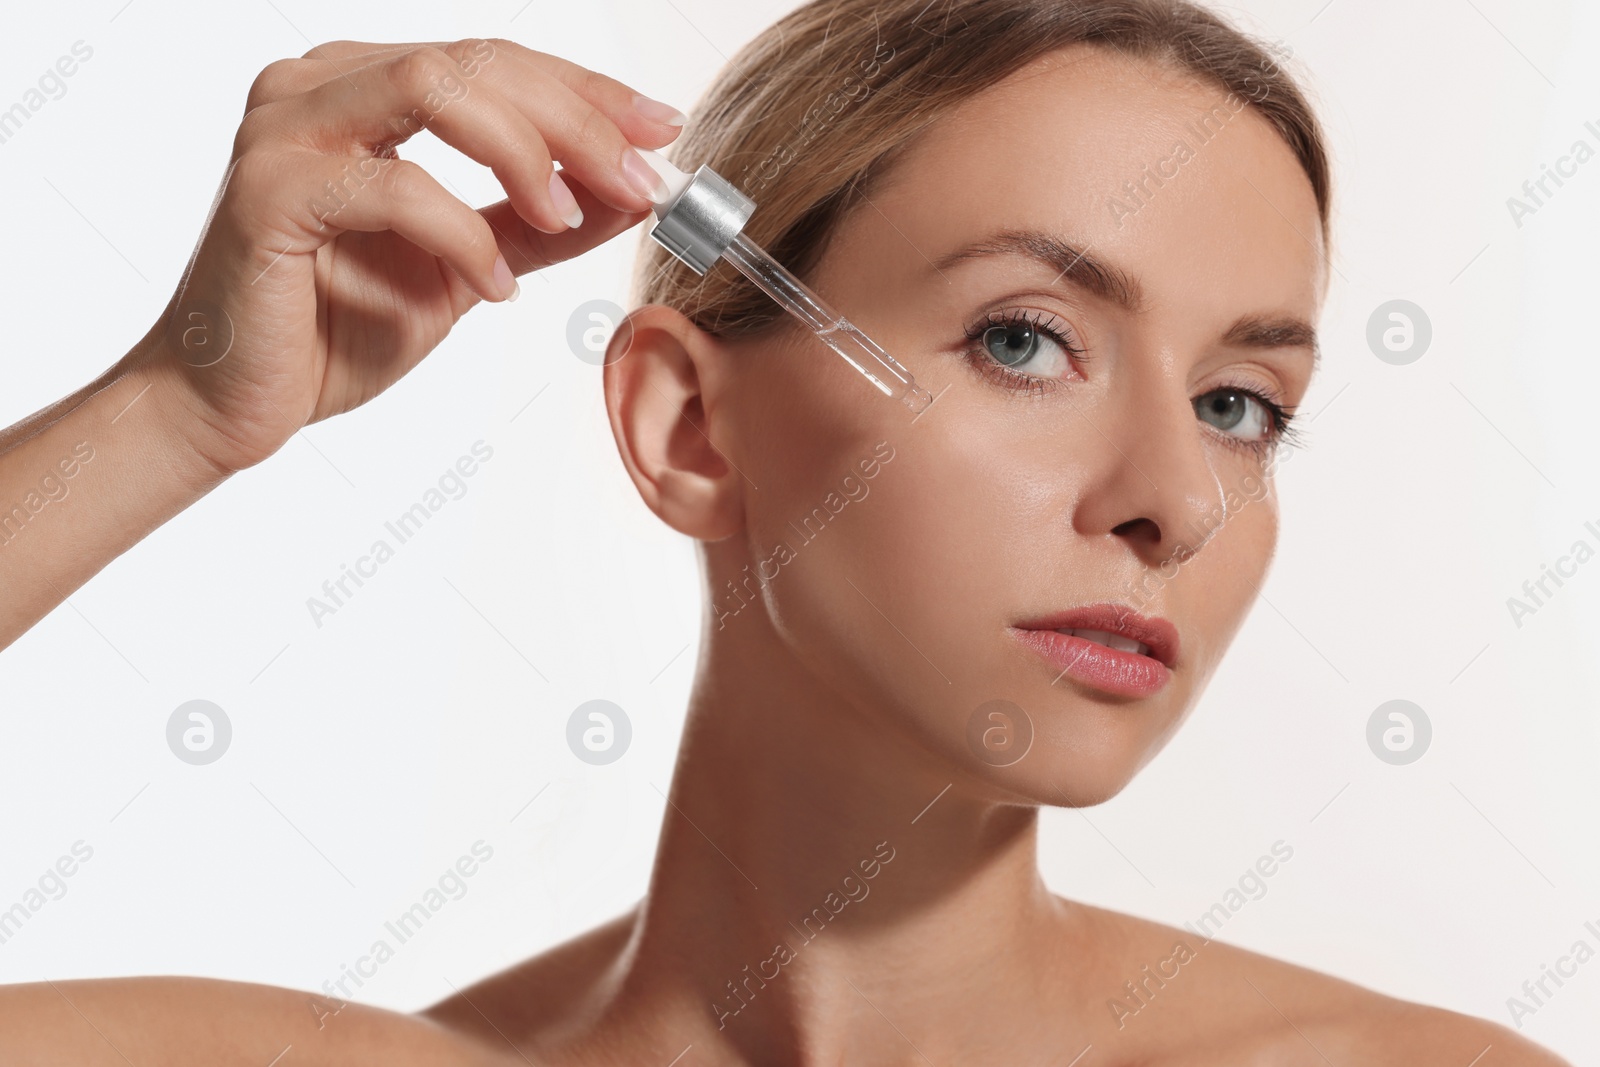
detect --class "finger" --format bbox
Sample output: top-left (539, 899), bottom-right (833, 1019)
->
top-left (245, 58), bottom-right (324, 114)
top-left (367, 42), bottom-right (681, 215)
top-left (438, 42), bottom-right (688, 207)
top-left (479, 167), bottom-right (653, 281)
top-left (302, 41), bottom-right (426, 64)
top-left (484, 64), bottom-right (668, 217)
top-left (299, 39), bottom-right (689, 148)
top-left (495, 43), bottom-right (688, 148)
top-left (269, 46), bottom-right (582, 233)
top-left (298, 152), bottom-right (516, 303)
top-left (244, 44), bottom-right (435, 113)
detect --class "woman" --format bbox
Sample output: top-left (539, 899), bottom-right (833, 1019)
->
top-left (0, 0), bottom-right (1572, 1063)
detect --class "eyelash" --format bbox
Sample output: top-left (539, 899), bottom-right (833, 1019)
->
top-left (959, 307), bottom-right (1306, 458)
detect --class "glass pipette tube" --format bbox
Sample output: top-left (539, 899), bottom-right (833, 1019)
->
top-left (720, 232), bottom-right (933, 413)
top-left (636, 148), bottom-right (933, 415)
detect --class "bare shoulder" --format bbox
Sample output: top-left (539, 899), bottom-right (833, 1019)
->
top-left (1347, 1000), bottom-right (1575, 1067)
top-left (1069, 900), bottom-right (1573, 1066)
top-left (0, 975), bottom-right (514, 1067)
top-left (420, 906), bottom-right (637, 1046)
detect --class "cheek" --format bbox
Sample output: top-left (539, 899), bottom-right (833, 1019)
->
top-left (1217, 459), bottom-right (1281, 569)
top-left (732, 397), bottom-right (1067, 744)
top-left (758, 404), bottom-right (1044, 616)
top-left (1210, 487), bottom-right (1278, 590)
top-left (1172, 470), bottom-right (1279, 678)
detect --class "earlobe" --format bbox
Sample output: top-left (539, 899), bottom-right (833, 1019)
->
top-left (601, 304), bottom-right (746, 542)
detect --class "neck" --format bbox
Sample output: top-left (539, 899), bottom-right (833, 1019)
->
top-left (587, 598), bottom-right (1083, 1065)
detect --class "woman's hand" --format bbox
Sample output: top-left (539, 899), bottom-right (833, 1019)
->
top-left (136, 38), bottom-right (684, 476)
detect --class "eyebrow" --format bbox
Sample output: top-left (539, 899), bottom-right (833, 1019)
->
top-left (929, 228), bottom-right (1320, 371)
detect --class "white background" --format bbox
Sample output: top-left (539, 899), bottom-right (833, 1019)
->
top-left (1, 0), bottom-right (1596, 1061)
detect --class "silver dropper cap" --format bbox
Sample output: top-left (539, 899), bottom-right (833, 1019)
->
top-left (647, 165), bottom-right (757, 276)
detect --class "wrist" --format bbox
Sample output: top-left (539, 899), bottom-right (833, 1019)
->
top-left (112, 334), bottom-right (239, 491)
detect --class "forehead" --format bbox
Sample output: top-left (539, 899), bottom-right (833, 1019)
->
top-left (842, 45), bottom-right (1326, 319)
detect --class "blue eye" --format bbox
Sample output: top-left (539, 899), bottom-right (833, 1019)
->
top-left (965, 308), bottom-right (1085, 384)
top-left (982, 321), bottom-right (1045, 366)
top-left (1193, 386), bottom-right (1299, 456)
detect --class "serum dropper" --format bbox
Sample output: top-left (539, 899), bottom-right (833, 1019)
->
top-left (631, 147), bottom-right (934, 415)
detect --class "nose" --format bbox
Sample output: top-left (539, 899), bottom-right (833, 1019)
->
top-left (1069, 381), bottom-right (1226, 569)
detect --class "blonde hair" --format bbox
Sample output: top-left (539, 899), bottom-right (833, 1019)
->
top-left (630, 0), bottom-right (1331, 337)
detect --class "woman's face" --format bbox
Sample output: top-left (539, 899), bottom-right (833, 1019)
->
top-left (706, 45), bottom-right (1324, 804)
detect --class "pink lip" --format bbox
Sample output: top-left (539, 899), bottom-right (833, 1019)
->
top-left (1009, 604), bottom-right (1179, 698)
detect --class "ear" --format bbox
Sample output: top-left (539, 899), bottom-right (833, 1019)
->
top-left (601, 303), bottom-right (745, 541)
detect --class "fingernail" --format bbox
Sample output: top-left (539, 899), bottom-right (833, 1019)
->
top-left (493, 254), bottom-right (519, 302)
top-left (622, 147), bottom-right (671, 204)
top-left (632, 93), bottom-right (688, 126)
top-left (548, 170), bottom-right (584, 229)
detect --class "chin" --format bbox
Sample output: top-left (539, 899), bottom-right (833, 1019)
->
top-left (950, 688), bottom-right (1179, 809)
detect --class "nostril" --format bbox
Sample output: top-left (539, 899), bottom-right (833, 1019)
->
top-left (1111, 516), bottom-right (1162, 544)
